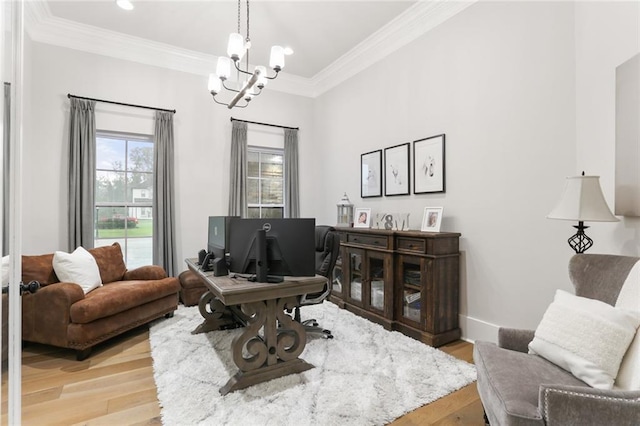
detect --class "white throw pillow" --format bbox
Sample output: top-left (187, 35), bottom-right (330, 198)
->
top-left (53, 247), bottom-right (103, 294)
top-left (528, 289), bottom-right (640, 390)
top-left (1, 255), bottom-right (9, 287)
top-left (614, 261), bottom-right (640, 390)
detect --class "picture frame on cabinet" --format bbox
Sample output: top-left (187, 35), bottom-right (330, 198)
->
top-left (384, 142), bottom-right (410, 196)
top-left (354, 208), bottom-right (372, 228)
top-left (361, 149), bottom-right (382, 198)
top-left (421, 207), bottom-right (444, 232)
top-left (413, 134), bottom-right (445, 194)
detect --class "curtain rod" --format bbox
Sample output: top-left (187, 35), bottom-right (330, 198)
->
top-left (67, 94), bottom-right (176, 114)
top-left (230, 117), bottom-right (298, 130)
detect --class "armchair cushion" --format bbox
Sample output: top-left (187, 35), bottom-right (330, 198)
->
top-left (615, 261), bottom-right (640, 390)
top-left (22, 253), bottom-right (58, 285)
top-left (70, 277), bottom-right (178, 323)
top-left (1, 255), bottom-right (8, 286)
top-left (89, 243), bottom-right (127, 284)
top-left (528, 289), bottom-right (640, 389)
top-left (499, 328), bottom-right (535, 353)
top-left (474, 341), bottom-right (587, 426)
top-left (53, 247), bottom-right (103, 294)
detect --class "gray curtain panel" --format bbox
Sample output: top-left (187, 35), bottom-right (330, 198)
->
top-left (153, 111), bottom-right (177, 277)
top-left (2, 83), bottom-right (10, 256)
top-left (284, 128), bottom-right (300, 218)
top-left (228, 120), bottom-right (248, 217)
top-left (68, 98), bottom-right (96, 250)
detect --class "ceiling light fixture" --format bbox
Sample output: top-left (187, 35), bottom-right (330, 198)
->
top-left (116, 0), bottom-right (134, 11)
top-left (208, 0), bottom-right (288, 109)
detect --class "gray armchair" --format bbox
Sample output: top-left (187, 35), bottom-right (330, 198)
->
top-left (474, 254), bottom-right (640, 425)
top-left (293, 225), bottom-right (340, 338)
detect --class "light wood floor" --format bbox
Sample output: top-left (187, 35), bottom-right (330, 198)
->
top-left (5, 326), bottom-right (484, 425)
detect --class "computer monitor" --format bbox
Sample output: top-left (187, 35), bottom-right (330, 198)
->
top-left (207, 216), bottom-right (237, 258)
top-left (227, 218), bottom-right (316, 282)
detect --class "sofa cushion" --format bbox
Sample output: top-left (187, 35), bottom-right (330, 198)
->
top-left (22, 253), bottom-right (58, 285)
top-left (53, 247), bottom-right (103, 294)
top-left (89, 243), bottom-right (127, 284)
top-left (1, 255), bottom-right (9, 286)
top-left (528, 289), bottom-right (640, 389)
top-left (474, 341), bottom-right (587, 426)
top-left (69, 277), bottom-right (179, 324)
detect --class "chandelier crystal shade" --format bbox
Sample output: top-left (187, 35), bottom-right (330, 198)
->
top-left (208, 0), bottom-right (288, 109)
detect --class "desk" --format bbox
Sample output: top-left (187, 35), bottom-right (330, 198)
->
top-left (185, 258), bottom-right (326, 395)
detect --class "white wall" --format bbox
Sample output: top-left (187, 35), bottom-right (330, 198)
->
top-left (313, 0), bottom-right (636, 341)
top-left (575, 1), bottom-right (640, 254)
top-left (20, 1), bottom-right (639, 343)
top-left (22, 41), bottom-right (316, 273)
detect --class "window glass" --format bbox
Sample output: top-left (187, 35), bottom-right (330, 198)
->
top-left (247, 147), bottom-right (284, 218)
top-left (95, 133), bottom-right (154, 269)
top-left (247, 151), bottom-right (260, 177)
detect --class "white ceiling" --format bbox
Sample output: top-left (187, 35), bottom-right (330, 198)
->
top-left (26, 1), bottom-right (476, 96)
top-left (46, 0), bottom-right (417, 79)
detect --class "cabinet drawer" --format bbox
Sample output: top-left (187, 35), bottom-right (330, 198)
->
top-left (397, 237), bottom-right (426, 253)
top-left (346, 234), bottom-right (389, 249)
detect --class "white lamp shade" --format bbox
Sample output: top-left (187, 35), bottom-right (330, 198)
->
top-left (227, 33), bottom-right (245, 60)
top-left (207, 74), bottom-right (221, 94)
top-left (547, 175), bottom-right (619, 222)
top-left (269, 46), bottom-right (285, 71)
top-left (216, 57), bottom-right (231, 80)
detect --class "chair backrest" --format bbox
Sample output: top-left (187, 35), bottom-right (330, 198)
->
top-left (315, 225), bottom-right (340, 278)
top-left (569, 254), bottom-right (640, 306)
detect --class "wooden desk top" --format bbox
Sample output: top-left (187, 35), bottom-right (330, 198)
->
top-left (185, 258), bottom-right (326, 306)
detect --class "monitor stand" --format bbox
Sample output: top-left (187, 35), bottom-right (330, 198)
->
top-left (255, 229), bottom-right (268, 282)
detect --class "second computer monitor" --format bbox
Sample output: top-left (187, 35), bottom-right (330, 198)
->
top-left (227, 218), bottom-right (316, 280)
top-left (207, 216), bottom-right (237, 258)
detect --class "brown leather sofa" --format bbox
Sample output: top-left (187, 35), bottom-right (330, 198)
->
top-left (21, 243), bottom-right (180, 360)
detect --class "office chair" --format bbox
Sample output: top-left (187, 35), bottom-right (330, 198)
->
top-left (293, 225), bottom-right (340, 338)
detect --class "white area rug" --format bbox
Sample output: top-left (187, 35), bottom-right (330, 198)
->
top-left (150, 302), bottom-right (476, 426)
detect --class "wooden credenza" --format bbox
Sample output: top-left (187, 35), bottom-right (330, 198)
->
top-left (329, 227), bottom-right (461, 347)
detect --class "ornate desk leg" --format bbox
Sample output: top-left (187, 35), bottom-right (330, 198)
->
top-left (219, 296), bottom-right (313, 395)
top-left (191, 291), bottom-right (241, 334)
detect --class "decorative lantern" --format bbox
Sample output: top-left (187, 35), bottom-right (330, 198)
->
top-left (337, 193), bottom-right (354, 227)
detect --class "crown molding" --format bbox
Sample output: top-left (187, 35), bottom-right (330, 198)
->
top-left (310, 0), bottom-right (478, 97)
top-left (24, 0), bottom-right (476, 99)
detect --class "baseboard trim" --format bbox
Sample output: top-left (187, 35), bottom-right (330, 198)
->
top-left (459, 314), bottom-right (500, 344)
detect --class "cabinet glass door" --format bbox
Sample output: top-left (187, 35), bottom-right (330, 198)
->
top-left (368, 256), bottom-right (385, 311)
top-left (348, 250), bottom-right (363, 302)
top-left (332, 256), bottom-right (343, 296)
top-left (401, 258), bottom-right (422, 323)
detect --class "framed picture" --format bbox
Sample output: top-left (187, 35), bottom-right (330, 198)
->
top-left (354, 208), bottom-right (372, 228)
top-left (384, 142), bottom-right (410, 196)
top-left (361, 150), bottom-right (382, 198)
top-left (413, 134), bottom-right (445, 194)
top-left (421, 207), bottom-right (444, 232)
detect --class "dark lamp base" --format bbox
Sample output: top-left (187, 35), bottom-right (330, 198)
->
top-left (568, 221), bottom-right (593, 254)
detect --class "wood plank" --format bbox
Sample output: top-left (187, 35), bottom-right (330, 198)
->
top-left (12, 326), bottom-right (483, 425)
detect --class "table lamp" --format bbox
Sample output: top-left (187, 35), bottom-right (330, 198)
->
top-left (547, 173), bottom-right (619, 253)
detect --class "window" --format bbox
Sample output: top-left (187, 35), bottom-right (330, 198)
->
top-left (247, 147), bottom-right (284, 218)
top-left (95, 132), bottom-right (154, 268)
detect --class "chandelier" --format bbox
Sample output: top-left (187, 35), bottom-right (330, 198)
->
top-left (208, 0), bottom-right (287, 109)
